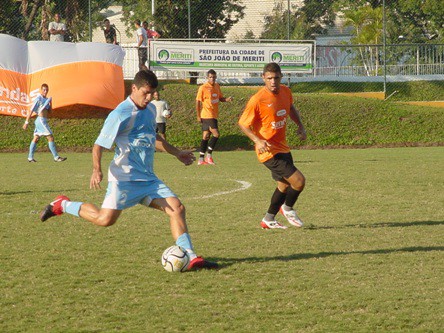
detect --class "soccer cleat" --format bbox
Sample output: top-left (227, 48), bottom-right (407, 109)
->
top-left (28, 158), bottom-right (37, 162)
top-left (197, 160), bottom-right (208, 166)
top-left (40, 195), bottom-right (70, 222)
top-left (54, 156), bottom-right (67, 162)
top-left (260, 219), bottom-right (288, 229)
top-left (205, 156), bottom-right (215, 165)
top-left (279, 207), bottom-right (304, 227)
top-left (188, 256), bottom-right (219, 270)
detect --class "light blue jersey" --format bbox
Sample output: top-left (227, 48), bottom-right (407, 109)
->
top-left (95, 97), bottom-right (158, 182)
top-left (30, 94), bottom-right (53, 136)
top-left (30, 94), bottom-right (51, 116)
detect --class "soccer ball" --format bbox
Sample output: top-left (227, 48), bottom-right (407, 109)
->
top-left (162, 109), bottom-right (171, 117)
top-left (161, 245), bottom-right (190, 272)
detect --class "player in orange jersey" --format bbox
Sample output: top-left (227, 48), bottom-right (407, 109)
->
top-left (195, 69), bottom-right (233, 165)
top-left (238, 62), bottom-right (307, 229)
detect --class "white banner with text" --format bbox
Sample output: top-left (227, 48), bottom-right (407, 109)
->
top-left (149, 41), bottom-right (313, 73)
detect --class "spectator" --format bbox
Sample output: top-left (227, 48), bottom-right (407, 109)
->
top-left (103, 19), bottom-right (117, 45)
top-left (48, 13), bottom-right (66, 42)
top-left (142, 21), bottom-right (160, 42)
top-left (134, 19), bottom-right (148, 71)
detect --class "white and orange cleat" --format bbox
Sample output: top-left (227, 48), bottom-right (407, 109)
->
top-left (205, 156), bottom-right (215, 165)
top-left (279, 207), bottom-right (304, 227)
top-left (260, 219), bottom-right (288, 229)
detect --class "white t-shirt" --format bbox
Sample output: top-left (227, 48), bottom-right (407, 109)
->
top-left (136, 27), bottom-right (148, 47)
top-left (48, 21), bottom-right (66, 42)
top-left (151, 100), bottom-right (170, 123)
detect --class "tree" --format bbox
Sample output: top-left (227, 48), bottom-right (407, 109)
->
top-left (121, 0), bottom-right (245, 39)
top-left (260, 0), bottom-right (336, 40)
top-left (343, 5), bottom-right (383, 75)
top-left (336, 0), bottom-right (444, 43)
top-left (1, 0), bottom-right (113, 42)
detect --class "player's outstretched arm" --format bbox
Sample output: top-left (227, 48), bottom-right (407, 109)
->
top-left (90, 144), bottom-right (104, 189)
top-left (238, 123), bottom-right (271, 154)
top-left (289, 105), bottom-right (306, 141)
top-left (155, 134), bottom-right (195, 166)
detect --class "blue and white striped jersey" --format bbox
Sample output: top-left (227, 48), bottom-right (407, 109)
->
top-left (95, 96), bottom-right (157, 181)
top-left (30, 94), bottom-right (51, 116)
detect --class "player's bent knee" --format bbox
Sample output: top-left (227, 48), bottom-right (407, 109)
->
top-left (96, 216), bottom-right (117, 227)
top-left (164, 200), bottom-right (186, 217)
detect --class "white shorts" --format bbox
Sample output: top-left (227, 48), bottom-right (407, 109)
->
top-left (34, 117), bottom-right (53, 136)
top-left (102, 180), bottom-right (176, 210)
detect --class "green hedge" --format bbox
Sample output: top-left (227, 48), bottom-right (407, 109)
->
top-left (1, 82), bottom-right (443, 151)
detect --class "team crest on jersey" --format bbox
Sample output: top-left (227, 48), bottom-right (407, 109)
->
top-left (131, 133), bottom-right (156, 148)
top-left (277, 109), bottom-right (286, 117)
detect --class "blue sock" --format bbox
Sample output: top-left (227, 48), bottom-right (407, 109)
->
top-left (176, 233), bottom-right (196, 259)
top-left (48, 141), bottom-right (58, 159)
top-left (28, 141), bottom-right (37, 160)
top-left (62, 201), bottom-right (83, 217)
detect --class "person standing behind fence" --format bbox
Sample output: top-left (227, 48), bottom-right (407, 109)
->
top-left (195, 69), bottom-right (233, 165)
top-left (151, 91), bottom-right (171, 140)
top-left (103, 19), bottom-right (117, 45)
top-left (22, 83), bottom-right (67, 163)
top-left (142, 21), bottom-right (160, 42)
top-left (48, 13), bottom-right (66, 42)
top-left (134, 19), bottom-right (148, 71)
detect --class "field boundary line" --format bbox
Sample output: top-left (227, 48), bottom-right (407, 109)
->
top-left (189, 180), bottom-right (252, 200)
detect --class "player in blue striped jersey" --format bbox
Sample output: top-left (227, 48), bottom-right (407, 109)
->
top-left (40, 70), bottom-right (218, 270)
top-left (23, 83), bottom-right (66, 162)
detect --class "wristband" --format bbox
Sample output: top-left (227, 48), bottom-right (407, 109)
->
top-left (24, 121), bottom-right (29, 125)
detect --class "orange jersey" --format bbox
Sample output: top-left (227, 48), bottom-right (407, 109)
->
top-left (196, 82), bottom-right (224, 119)
top-left (239, 85), bottom-right (293, 163)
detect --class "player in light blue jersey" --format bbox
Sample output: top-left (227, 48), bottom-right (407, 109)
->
top-left (39, 70), bottom-right (218, 271)
top-left (22, 83), bottom-right (67, 162)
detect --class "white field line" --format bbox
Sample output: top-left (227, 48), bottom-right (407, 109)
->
top-left (189, 180), bottom-right (252, 200)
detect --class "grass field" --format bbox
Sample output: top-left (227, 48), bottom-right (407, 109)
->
top-left (1, 148), bottom-right (443, 332)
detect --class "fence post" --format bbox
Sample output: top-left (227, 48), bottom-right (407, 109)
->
top-left (417, 46), bottom-right (420, 75)
top-left (382, 0), bottom-right (387, 99)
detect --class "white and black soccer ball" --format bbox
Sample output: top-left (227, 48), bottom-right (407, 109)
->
top-left (161, 245), bottom-right (190, 272)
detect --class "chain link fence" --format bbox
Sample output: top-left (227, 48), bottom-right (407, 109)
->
top-left (2, 0), bottom-right (443, 102)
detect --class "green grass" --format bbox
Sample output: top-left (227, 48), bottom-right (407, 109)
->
top-left (291, 80), bottom-right (444, 102)
top-left (1, 147), bottom-right (443, 332)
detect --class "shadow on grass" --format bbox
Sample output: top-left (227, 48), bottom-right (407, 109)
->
top-left (305, 220), bottom-right (444, 229)
top-left (214, 246), bottom-right (444, 269)
top-left (0, 190), bottom-right (33, 195)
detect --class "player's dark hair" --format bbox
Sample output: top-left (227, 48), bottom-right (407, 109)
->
top-left (134, 19), bottom-right (141, 25)
top-left (103, 19), bottom-right (110, 23)
top-left (41, 83), bottom-right (49, 90)
top-left (263, 62), bottom-right (282, 74)
top-left (207, 69), bottom-right (217, 76)
top-left (133, 70), bottom-right (158, 89)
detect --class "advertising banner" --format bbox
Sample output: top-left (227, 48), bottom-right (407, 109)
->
top-left (0, 34), bottom-right (125, 118)
top-left (149, 41), bottom-right (313, 73)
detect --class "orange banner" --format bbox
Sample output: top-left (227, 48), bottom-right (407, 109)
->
top-left (0, 34), bottom-right (125, 118)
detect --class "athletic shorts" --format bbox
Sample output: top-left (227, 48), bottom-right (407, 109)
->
top-left (34, 117), bottom-right (53, 136)
top-left (156, 122), bottom-right (166, 134)
top-left (263, 152), bottom-right (298, 182)
top-left (201, 118), bottom-right (218, 131)
top-left (102, 180), bottom-right (176, 210)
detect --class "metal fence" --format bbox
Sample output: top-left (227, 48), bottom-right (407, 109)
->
top-left (2, 0), bottom-right (443, 101)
